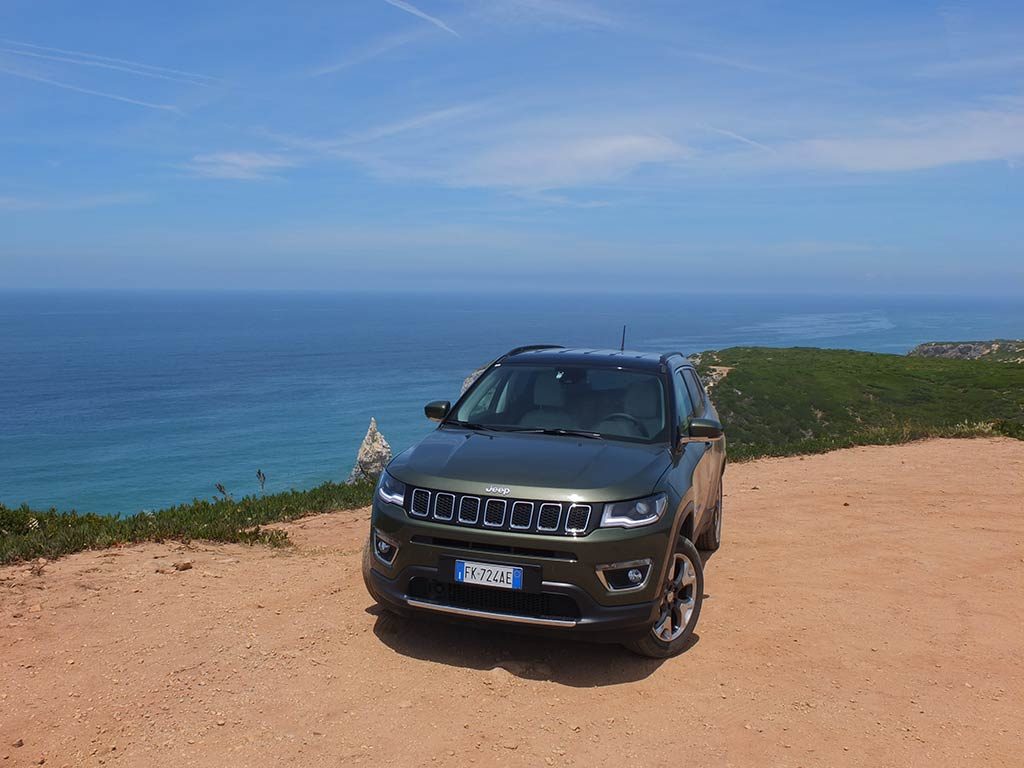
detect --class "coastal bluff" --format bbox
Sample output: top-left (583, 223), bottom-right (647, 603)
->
top-left (908, 339), bottom-right (1024, 362)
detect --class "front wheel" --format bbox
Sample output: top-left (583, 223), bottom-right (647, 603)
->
top-left (624, 537), bottom-right (704, 658)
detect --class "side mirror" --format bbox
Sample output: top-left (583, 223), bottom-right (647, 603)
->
top-left (688, 417), bottom-right (724, 440)
top-left (677, 417), bottom-right (724, 450)
top-left (424, 400), bottom-right (451, 422)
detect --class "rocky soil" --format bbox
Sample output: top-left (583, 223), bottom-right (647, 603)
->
top-left (2, 438), bottom-right (1023, 767)
top-left (908, 340), bottom-right (1024, 362)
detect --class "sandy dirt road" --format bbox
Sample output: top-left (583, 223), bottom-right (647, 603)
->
top-left (2, 438), bottom-right (1023, 767)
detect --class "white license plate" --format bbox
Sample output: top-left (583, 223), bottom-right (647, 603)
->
top-left (454, 560), bottom-right (523, 590)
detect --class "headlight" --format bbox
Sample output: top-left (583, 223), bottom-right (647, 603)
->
top-left (376, 470), bottom-right (407, 506)
top-left (600, 493), bottom-right (668, 529)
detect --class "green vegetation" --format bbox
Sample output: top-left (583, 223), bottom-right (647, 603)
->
top-left (693, 347), bottom-right (1024, 461)
top-left (0, 480), bottom-right (375, 566)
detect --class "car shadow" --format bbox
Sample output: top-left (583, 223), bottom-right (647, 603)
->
top-left (367, 605), bottom-right (700, 687)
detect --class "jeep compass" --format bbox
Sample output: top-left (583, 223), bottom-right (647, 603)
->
top-left (362, 345), bottom-right (726, 657)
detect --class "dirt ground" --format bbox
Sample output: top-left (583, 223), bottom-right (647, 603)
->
top-left (2, 438), bottom-right (1023, 767)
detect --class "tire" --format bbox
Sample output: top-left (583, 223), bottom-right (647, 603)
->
top-left (695, 475), bottom-right (723, 552)
top-left (624, 536), bottom-right (704, 659)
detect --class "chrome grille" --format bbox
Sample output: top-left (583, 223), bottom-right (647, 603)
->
top-left (483, 499), bottom-right (506, 527)
top-left (510, 501), bottom-right (533, 529)
top-left (458, 496), bottom-right (481, 524)
top-left (433, 492), bottom-right (455, 521)
top-left (565, 504), bottom-right (591, 533)
top-left (537, 503), bottom-right (561, 531)
top-left (410, 489), bottom-right (431, 517)
top-left (404, 487), bottom-right (598, 536)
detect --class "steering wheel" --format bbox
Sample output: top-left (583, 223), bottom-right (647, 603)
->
top-left (601, 412), bottom-right (649, 438)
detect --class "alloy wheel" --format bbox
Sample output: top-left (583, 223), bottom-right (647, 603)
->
top-left (652, 552), bottom-right (697, 642)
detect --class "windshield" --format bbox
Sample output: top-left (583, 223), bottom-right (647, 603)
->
top-left (450, 363), bottom-right (668, 444)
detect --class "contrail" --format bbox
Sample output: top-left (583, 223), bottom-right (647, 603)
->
top-left (702, 123), bottom-right (775, 153)
top-left (0, 38), bottom-right (221, 83)
top-left (382, 0), bottom-right (460, 37)
top-left (0, 66), bottom-right (180, 112)
top-left (0, 46), bottom-right (212, 86)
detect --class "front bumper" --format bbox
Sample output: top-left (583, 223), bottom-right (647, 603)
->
top-left (366, 497), bottom-right (673, 639)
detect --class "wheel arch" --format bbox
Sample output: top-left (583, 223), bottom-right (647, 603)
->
top-left (674, 499), bottom-right (696, 543)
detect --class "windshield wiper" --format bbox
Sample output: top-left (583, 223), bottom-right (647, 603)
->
top-left (445, 420), bottom-right (498, 432)
top-left (499, 428), bottom-right (602, 438)
top-left (540, 430), bottom-right (602, 442)
top-left (446, 422), bottom-right (603, 439)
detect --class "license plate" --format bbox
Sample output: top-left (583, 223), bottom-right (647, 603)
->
top-left (454, 560), bottom-right (523, 590)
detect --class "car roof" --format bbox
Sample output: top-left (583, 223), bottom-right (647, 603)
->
top-left (503, 346), bottom-right (688, 372)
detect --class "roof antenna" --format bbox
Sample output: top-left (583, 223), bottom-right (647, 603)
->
top-left (620, 324), bottom-right (627, 352)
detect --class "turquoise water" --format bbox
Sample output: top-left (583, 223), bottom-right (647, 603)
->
top-left (1, 291), bottom-right (1021, 514)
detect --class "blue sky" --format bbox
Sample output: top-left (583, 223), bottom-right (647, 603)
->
top-left (2, 0), bottom-right (1023, 293)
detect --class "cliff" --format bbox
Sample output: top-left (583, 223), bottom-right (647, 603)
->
top-left (908, 339), bottom-right (1024, 363)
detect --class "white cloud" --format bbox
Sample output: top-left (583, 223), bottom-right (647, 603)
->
top-left (182, 152), bottom-right (297, 180)
top-left (917, 53), bottom-right (1024, 77)
top-left (780, 110), bottom-right (1024, 172)
top-left (454, 133), bottom-right (686, 188)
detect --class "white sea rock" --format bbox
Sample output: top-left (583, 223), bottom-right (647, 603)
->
top-left (348, 418), bottom-right (392, 482)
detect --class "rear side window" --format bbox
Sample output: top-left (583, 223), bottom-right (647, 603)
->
top-left (682, 369), bottom-right (704, 414)
top-left (672, 368), bottom-right (694, 424)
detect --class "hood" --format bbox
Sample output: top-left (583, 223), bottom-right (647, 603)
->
top-left (388, 427), bottom-right (670, 503)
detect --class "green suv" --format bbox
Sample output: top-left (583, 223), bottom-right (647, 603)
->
top-left (362, 345), bottom-right (726, 657)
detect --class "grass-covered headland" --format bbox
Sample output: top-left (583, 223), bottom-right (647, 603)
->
top-left (3, 345), bottom-right (1022, 565)
top-left (693, 347), bottom-right (1024, 461)
top-left (1, 481), bottom-right (374, 566)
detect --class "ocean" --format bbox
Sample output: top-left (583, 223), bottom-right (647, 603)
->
top-left (1, 290), bottom-right (1021, 515)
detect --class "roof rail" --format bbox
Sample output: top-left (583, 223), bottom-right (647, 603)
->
top-left (659, 351), bottom-right (688, 365)
top-left (505, 344), bottom-right (564, 357)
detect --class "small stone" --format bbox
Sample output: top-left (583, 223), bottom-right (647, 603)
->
top-left (172, 561), bottom-right (193, 572)
top-left (216, 719), bottom-right (226, 727)
top-left (28, 605), bottom-right (42, 613)
top-left (12, 740), bottom-right (23, 748)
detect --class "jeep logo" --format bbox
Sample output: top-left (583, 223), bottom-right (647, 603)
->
top-left (485, 486), bottom-right (511, 496)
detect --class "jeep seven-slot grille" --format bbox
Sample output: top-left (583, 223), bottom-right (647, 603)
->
top-left (405, 488), bottom-right (596, 537)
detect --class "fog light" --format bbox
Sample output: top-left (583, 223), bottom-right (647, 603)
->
top-left (595, 559), bottom-right (652, 591)
top-left (372, 529), bottom-right (399, 566)
top-left (376, 539), bottom-right (393, 556)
